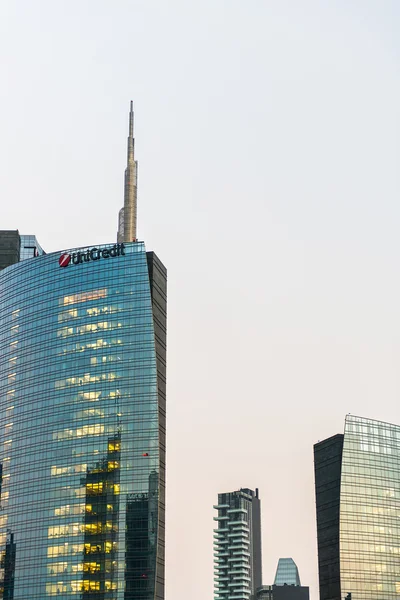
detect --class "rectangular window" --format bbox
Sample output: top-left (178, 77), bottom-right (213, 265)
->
top-left (58, 308), bottom-right (78, 322)
top-left (86, 483), bottom-right (103, 495)
top-left (83, 562), bottom-right (100, 573)
top-left (62, 289), bottom-right (107, 306)
top-left (47, 544), bottom-right (84, 557)
top-left (48, 523), bottom-right (84, 538)
top-left (47, 562), bottom-right (67, 575)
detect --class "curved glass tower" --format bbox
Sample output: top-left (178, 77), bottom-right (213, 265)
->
top-left (0, 241), bottom-right (166, 599)
top-left (315, 415), bottom-right (400, 600)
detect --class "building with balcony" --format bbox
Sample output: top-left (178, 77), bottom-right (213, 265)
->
top-left (213, 488), bottom-right (262, 600)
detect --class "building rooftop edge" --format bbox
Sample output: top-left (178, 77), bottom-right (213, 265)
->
top-left (345, 413), bottom-right (400, 429)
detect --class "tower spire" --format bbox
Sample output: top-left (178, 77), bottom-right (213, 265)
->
top-left (129, 100), bottom-right (134, 137)
top-left (117, 101), bottom-right (138, 243)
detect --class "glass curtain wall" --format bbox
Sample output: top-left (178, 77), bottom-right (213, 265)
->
top-left (0, 241), bottom-right (166, 600)
top-left (273, 558), bottom-right (301, 586)
top-left (340, 415), bottom-right (400, 599)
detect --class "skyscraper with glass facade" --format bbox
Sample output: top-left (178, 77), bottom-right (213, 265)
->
top-left (0, 105), bottom-right (166, 599)
top-left (314, 414), bottom-right (400, 600)
top-left (273, 558), bottom-right (301, 587)
top-left (256, 559), bottom-right (309, 600)
top-left (0, 231), bottom-right (45, 271)
top-left (213, 488), bottom-right (262, 600)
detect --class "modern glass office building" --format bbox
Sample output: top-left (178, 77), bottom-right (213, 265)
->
top-left (256, 559), bottom-right (309, 600)
top-left (0, 231), bottom-right (45, 272)
top-left (19, 235), bottom-right (45, 261)
top-left (213, 488), bottom-right (262, 600)
top-left (314, 414), bottom-right (400, 600)
top-left (273, 558), bottom-right (301, 586)
top-left (0, 240), bottom-right (166, 599)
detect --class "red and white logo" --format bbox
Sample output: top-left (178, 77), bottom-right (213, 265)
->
top-left (59, 253), bottom-right (71, 268)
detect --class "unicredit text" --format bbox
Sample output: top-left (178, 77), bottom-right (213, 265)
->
top-left (71, 243), bottom-right (125, 265)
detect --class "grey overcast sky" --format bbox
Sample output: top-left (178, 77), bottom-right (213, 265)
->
top-left (1, 1), bottom-right (400, 598)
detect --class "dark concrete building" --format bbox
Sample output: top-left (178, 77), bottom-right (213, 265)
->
top-left (273, 587), bottom-right (309, 600)
top-left (314, 433), bottom-right (344, 600)
top-left (0, 230), bottom-right (20, 270)
top-left (256, 585), bottom-right (309, 600)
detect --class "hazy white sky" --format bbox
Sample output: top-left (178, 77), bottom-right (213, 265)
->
top-left (1, 2), bottom-right (400, 598)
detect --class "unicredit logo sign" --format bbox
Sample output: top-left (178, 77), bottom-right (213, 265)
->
top-left (59, 243), bottom-right (125, 268)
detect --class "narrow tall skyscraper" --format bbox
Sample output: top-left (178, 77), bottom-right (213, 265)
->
top-left (0, 106), bottom-right (166, 599)
top-left (214, 488), bottom-right (262, 600)
top-left (314, 415), bottom-right (400, 600)
top-left (117, 101), bottom-right (138, 243)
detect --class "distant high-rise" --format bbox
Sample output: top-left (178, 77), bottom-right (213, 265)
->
top-left (213, 488), bottom-right (262, 600)
top-left (256, 585), bottom-right (309, 600)
top-left (274, 558), bottom-right (301, 586)
top-left (0, 231), bottom-right (45, 270)
top-left (256, 558), bottom-right (309, 600)
top-left (314, 415), bottom-right (400, 600)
